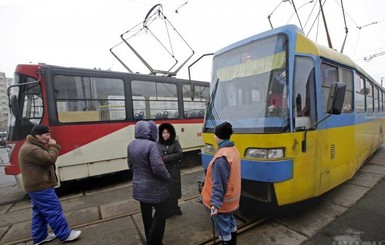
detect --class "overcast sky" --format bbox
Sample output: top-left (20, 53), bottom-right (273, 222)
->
top-left (1, 0), bottom-right (384, 83)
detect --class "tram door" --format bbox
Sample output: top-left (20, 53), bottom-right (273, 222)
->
top-left (319, 64), bottom-right (354, 193)
top-left (293, 56), bottom-right (322, 195)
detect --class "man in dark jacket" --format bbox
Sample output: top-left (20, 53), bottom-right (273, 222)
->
top-left (128, 121), bottom-right (170, 245)
top-left (19, 125), bottom-right (81, 245)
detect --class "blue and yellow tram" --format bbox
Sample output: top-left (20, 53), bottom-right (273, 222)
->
top-left (201, 25), bottom-right (385, 206)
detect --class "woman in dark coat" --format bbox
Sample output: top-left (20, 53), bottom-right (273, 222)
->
top-left (128, 121), bottom-right (170, 245)
top-left (157, 123), bottom-right (183, 218)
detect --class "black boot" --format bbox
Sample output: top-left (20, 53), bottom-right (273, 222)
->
top-left (165, 209), bottom-right (174, 219)
top-left (174, 206), bottom-right (182, 216)
top-left (230, 231), bottom-right (237, 245)
top-left (221, 241), bottom-right (231, 245)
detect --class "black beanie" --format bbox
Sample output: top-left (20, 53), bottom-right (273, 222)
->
top-left (214, 122), bottom-right (233, 140)
top-left (31, 125), bottom-right (50, 136)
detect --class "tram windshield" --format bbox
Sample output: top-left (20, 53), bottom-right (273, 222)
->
top-left (7, 73), bottom-right (43, 141)
top-left (205, 34), bottom-right (289, 133)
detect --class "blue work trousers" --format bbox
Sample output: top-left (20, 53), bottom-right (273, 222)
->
top-left (28, 188), bottom-right (71, 243)
top-left (211, 212), bottom-right (237, 242)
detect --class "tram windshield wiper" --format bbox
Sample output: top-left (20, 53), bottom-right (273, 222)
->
top-left (206, 78), bottom-right (221, 128)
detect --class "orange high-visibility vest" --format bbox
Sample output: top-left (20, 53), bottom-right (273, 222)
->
top-left (202, 145), bottom-right (241, 213)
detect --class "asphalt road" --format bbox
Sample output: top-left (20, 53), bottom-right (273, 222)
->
top-left (0, 146), bottom-right (8, 165)
top-left (1, 146), bottom-right (385, 244)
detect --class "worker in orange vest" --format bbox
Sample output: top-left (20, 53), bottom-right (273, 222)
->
top-left (201, 122), bottom-right (241, 245)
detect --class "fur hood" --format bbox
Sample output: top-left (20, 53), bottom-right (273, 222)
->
top-left (158, 123), bottom-right (176, 145)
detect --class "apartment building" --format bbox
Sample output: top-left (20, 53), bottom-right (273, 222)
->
top-left (0, 72), bottom-right (10, 130)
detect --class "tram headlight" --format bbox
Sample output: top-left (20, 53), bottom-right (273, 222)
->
top-left (245, 148), bottom-right (284, 159)
top-left (245, 149), bottom-right (267, 158)
top-left (268, 149), bottom-right (284, 158)
top-left (203, 144), bottom-right (216, 154)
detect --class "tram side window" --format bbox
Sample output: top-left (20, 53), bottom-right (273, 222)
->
top-left (366, 80), bottom-right (374, 112)
top-left (354, 74), bottom-right (366, 113)
top-left (293, 56), bottom-right (316, 130)
top-left (321, 63), bottom-right (338, 113)
top-left (374, 86), bottom-right (379, 112)
top-left (321, 63), bottom-right (353, 114)
top-left (132, 80), bottom-right (178, 119)
top-left (339, 67), bottom-right (353, 113)
top-left (183, 85), bottom-right (209, 118)
top-left (54, 76), bottom-right (125, 123)
top-left (378, 87), bottom-right (382, 112)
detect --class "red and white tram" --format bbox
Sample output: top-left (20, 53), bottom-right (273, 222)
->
top-left (5, 63), bottom-right (209, 189)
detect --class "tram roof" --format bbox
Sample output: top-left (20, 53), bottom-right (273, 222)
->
top-left (214, 25), bottom-right (379, 85)
top-left (15, 63), bottom-right (208, 85)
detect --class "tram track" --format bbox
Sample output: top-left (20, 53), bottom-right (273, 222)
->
top-left (2, 192), bottom-right (267, 245)
top-left (0, 194), bottom-right (28, 207)
top-left (197, 217), bottom-right (268, 245)
top-left (1, 194), bottom-right (205, 245)
top-left (3, 168), bottom-right (259, 245)
top-left (2, 207), bottom-right (144, 245)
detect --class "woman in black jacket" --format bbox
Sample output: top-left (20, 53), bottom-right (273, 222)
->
top-left (157, 123), bottom-right (183, 218)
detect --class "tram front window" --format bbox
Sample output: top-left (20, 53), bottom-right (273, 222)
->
top-left (205, 34), bottom-right (289, 133)
top-left (7, 74), bottom-right (43, 141)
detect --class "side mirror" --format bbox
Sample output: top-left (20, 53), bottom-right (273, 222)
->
top-left (326, 82), bottom-right (346, 115)
top-left (9, 95), bottom-right (20, 117)
top-left (302, 82), bottom-right (346, 153)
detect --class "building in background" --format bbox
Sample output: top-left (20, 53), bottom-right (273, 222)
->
top-left (0, 72), bottom-right (11, 132)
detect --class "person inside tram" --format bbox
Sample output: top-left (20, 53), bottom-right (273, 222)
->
top-left (296, 92), bottom-right (311, 117)
top-left (267, 70), bottom-right (286, 117)
top-left (296, 68), bottom-right (315, 117)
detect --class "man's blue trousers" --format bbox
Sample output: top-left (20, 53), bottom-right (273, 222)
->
top-left (28, 188), bottom-right (71, 243)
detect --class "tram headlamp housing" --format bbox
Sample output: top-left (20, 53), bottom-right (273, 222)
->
top-left (245, 148), bottom-right (284, 159)
top-left (203, 144), bottom-right (216, 154)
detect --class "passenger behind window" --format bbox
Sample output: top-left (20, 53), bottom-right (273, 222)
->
top-left (135, 111), bottom-right (144, 120)
top-left (156, 112), bottom-right (162, 119)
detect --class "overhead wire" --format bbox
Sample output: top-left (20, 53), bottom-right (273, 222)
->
top-left (330, 0), bottom-right (385, 57)
top-left (315, 9), bottom-right (320, 42)
top-left (352, 46), bottom-right (385, 56)
top-left (331, 0), bottom-right (359, 28)
top-left (353, 27), bottom-right (362, 57)
top-left (329, 0), bottom-right (375, 56)
top-left (175, 1), bottom-right (189, 13)
top-left (302, 0), bottom-right (318, 30)
top-left (306, 0), bottom-right (325, 38)
top-left (339, 0), bottom-right (348, 53)
top-left (291, 0), bottom-right (304, 30)
top-left (268, 0), bottom-right (291, 29)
